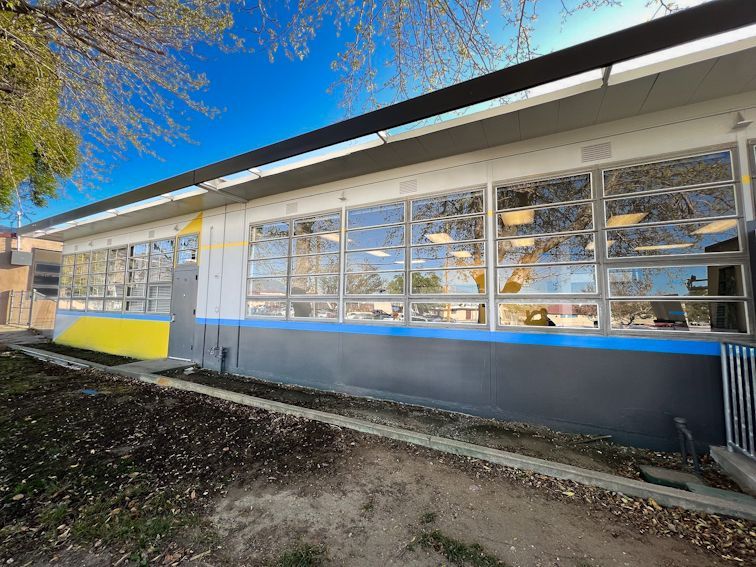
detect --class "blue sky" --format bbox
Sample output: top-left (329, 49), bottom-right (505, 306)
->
top-left (29, 0), bottom-right (703, 222)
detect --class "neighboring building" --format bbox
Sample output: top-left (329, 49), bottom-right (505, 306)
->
top-left (20, 4), bottom-right (756, 449)
top-left (0, 232), bottom-right (62, 327)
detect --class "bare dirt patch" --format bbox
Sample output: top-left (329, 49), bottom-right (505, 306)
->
top-left (31, 341), bottom-right (138, 366)
top-left (168, 369), bottom-right (737, 491)
top-left (0, 351), bottom-right (752, 566)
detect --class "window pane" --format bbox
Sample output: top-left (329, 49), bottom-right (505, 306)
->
top-left (293, 213), bottom-right (341, 235)
top-left (497, 174), bottom-right (591, 210)
top-left (411, 269), bottom-right (485, 295)
top-left (130, 243), bottom-right (149, 256)
top-left (346, 249), bottom-right (405, 272)
top-left (58, 299), bottom-right (71, 310)
top-left (108, 258), bottom-right (127, 272)
top-left (91, 261), bottom-right (107, 274)
top-left (150, 254), bottom-right (173, 269)
top-left (148, 285), bottom-right (172, 299)
top-left (290, 275), bottom-right (339, 295)
top-left (59, 287), bottom-right (72, 299)
top-left (177, 250), bottom-right (198, 265)
top-left (70, 299), bottom-right (86, 311)
top-left (105, 285), bottom-right (124, 298)
top-left (410, 302), bottom-right (486, 324)
top-left (345, 301), bottom-right (404, 321)
top-left (292, 234), bottom-right (340, 255)
top-left (608, 265), bottom-right (744, 297)
top-left (87, 299), bottom-right (104, 311)
top-left (498, 265), bottom-right (596, 294)
top-left (246, 300), bottom-right (286, 318)
top-left (147, 299), bottom-right (171, 313)
top-left (247, 277), bottom-right (287, 296)
top-left (129, 257), bottom-right (148, 270)
top-left (412, 216), bottom-right (485, 244)
top-left (107, 272), bottom-right (125, 285)
top-left (498, 303), bottom-right (599, 329)
top-left (126, 284), bottom-right (146, 297)
top-left (74, 263), bottom-right (90, 276)
top-left (348, 202), bottom-right (405, 228)
top-left (605, 186), bottom-right (736, 228)
top-left (498, 234), bottom-right (594, 265)
top-left (109, 248), bottom-right (127, 260)
top-left (60, 275), bottom-right (73, 286)
top-left (104, 299), bottom-right (123, 312)
top-left (152, 239), bottom-right (174, 254)
top-left (610, 300), bottom-right (747, 333)
top-left (61, 265), bottom-right (74, 277)
top-left (128, 270), bottom-right (147, 283)
top-left (346, 272), bottom-right (404, 295)
top-left (148, 268), bottom-right (172, 283)
top-left (62, 255), bottom-right (75, 266)
top-left (249, 239), bottom-right (289, 259)
top-left (248, 258), bottom-right (288, 277)
top-left (606, 220), bottom-right (740, 257)
top-left (75, 252), bottom-right (90, 264)
top-left (178, 234), bottom-right (199, 250)
top-left (33, 275), bottom-right (59, 287)
top-left (92, 250), bottom-right (108, 262)
top-left (88, 286), bottom-right (104, 300)
top-left (291, 254), bottom-right (340, 275)
top-left (411, 242), bottom-right (485, 269)
top-left (251, 221), bottom-right (289, 241)
top-left (35, 263), bottom-right (61, 274)
top-left (290, 301), bottom-right (338, 319)
top-left (346, 226), bottom-right (404, 250)
top-left (498, 204), bottom-right (593, 237)
top-left (125, 300), bottom-right (145, 312)
top-left (88, 273), bottom-right (106, 286)
top-left (411, 190), bottom-right (484, 221)
top-left (603, 151), bottom-right (732, 195)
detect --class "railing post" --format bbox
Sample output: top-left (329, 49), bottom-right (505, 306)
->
top-left (28, 290), bottom-right (35, 329)
top-left (722, 342), bottom-right (734, 452)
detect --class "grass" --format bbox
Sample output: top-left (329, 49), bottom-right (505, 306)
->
top-left (415, 530), bottom-right (508, 567)
top-left (276, 543), bottom-right (326, 567)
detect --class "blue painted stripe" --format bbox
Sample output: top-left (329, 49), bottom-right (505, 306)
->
top-left (57, 310), bottom-right (171, 322)
top-left (195, 317), bottom-right (720, 356)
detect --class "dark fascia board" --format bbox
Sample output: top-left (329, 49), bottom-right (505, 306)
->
top-left (23, 0), bottom-right (756, 235)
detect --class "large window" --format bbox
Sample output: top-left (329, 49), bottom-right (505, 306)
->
top-left (496, 173), bottom-right (599, 329)
top-left (603, 150), bottom-right (748, 334)
top-left (409, 189), bottom-right (487, 324)
top-left (58, 237), bottom-right (178, 315)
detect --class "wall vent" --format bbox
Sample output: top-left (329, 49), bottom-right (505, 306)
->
top-left (581, 142), bottom-right (612, 163)
top-left (399, 179), bottom-right (418, 194)
top-left (74, 245), bottom-right (79, 251)
top-left (107, 238), bottom-right (112, 246)
top-left (285, 202), bottom-right (298, 215)
top-left (148, 229), bottom-right (156, 239)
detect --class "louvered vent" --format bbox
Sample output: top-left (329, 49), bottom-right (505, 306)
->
top-left (285, 202), bottom-right (298, 215)
top-left (581, 142), bottom-right (612, 162)
top-left (107, 238), bottom-right (112, 246)
top-left (399, 179), bottom-right (418, 194)
top-left (148, 229), bottom-right (156, 239)
top-left (74, 245), bottom-right (79, 251)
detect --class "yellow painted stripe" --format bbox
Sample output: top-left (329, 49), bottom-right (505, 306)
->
top-left (487, 210), bottom-right (494, 217)
top-left (200, 241), bottom-right (247, 251)
top-left (743, 175), bottom-right (752, 184)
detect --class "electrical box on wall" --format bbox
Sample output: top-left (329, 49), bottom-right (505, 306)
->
top-left (10, 250), bottom-right (32, 266)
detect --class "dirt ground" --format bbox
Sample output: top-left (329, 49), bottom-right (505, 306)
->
top-left (167, 368), bottom-right (738, 491)
top-left (1, 350), bottom-right (753, 566)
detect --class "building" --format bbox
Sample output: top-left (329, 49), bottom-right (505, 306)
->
top-left (0, 231), bottom-right (62, 328)
top-left (21, 2), bottom-right (756, 450)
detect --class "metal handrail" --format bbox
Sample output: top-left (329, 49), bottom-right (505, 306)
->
top-left (721, 342), bottom-right (756, 460)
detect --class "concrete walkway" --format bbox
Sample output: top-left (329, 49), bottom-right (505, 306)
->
top-left (111, 358), bottom-right (194, 374)
top-left (7, 342), bottom-right (756, 522)
top-left (0, 326), bottom-right (48, 345)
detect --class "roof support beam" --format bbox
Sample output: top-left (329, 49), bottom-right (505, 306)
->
top-left (21, 0), bottom-right (756, 235)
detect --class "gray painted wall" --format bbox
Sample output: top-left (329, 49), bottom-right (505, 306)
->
top-left (195, 323), bottom-right (724, 451)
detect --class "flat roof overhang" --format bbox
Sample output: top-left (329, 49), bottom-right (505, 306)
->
top-left (23, 0), bottom-right (756, 241)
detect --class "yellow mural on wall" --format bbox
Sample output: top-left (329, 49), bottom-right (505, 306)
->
top-left (56, 316), bottom-right (170, 360)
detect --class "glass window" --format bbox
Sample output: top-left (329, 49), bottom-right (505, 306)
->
top-left (412, 242), bottom-right (485, 269)
top-left (125, 299), bottom-right (145, 313)
top-left (498, 204), bottom-right (593, 237)
top-left (292, 234), bottom-right (340, 255)
top-left (498, 302), bottom-right (599, 329)
top-left (293, 213), bottom-right (340, 235)
top-left (246, 300), bottom-right (286, 318)
top-left (610, 301), bottom-right (747, 333)
top-left (498, 265), bottom-right (596, 295)
top-left (348, 202), bottom-right (405, 229)
top-left (605, 185), bottom-right (736, 228)
top-left (346, 249), bottom-right (405, 273)
top-left (606, 220), bottom-right (739, 258)
top-left (290, 301), bottom-right (338, 319)
top-left (410, 302), bottom-right (486, 325)
top-left (345, 301), bottom-right (404, 322)
top-left (411, 190), bottom-right (484, 221)
top-left (290, 275), bottom-right (339, 296)
top-left (603, 151), bottom-right (733, 196)
top-left (247, 220), bottom-right (291, 317)
top-left (411, 269), bottom-right (485, 295)
top-left (291, 254), bottom-right (340, 275)
top-left (497, 173), bottom-right (591, 209)
top-left (498, 234), bottom-right (594, 266)
top-left (346, 226), bottom-right (404, 250)
top-left (346, 272), bottom-right (404, 295)
top-left (412, 216), bottom-right (485, 244)
top-left (608, 265), bottom-right (744, 297)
